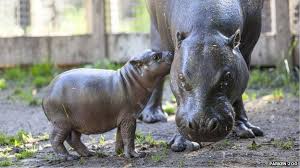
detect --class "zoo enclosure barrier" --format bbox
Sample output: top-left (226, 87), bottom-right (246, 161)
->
top-left (0, 0), bottom-right (299, 68)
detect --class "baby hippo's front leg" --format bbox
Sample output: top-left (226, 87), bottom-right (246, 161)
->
top-left (119, 118), bottom-right (145, 158)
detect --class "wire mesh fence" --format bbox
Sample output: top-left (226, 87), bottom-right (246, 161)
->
top-left (0, 0), bottom-right (88, 37)
top-left (105, 0), bottom-right (150, 33)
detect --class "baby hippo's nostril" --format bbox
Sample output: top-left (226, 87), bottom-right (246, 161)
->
top-left (207, 118), bottom-right (219, 131)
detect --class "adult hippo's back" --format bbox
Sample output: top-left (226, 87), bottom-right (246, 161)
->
top-left (141, 0), bottom-right (264, 151)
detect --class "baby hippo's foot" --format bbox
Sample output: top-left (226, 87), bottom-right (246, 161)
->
top-left (55, 153), bottom-right (80, 161)
top-left (139, 105), bottom-right (168, 123)
top-left (124, 150), bottom-right (146, 158)
top-left (168, 134), bottom-right (201, 152)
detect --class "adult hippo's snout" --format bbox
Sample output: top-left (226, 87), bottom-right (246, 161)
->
top-left (176, 97), bottom-right (234, 142)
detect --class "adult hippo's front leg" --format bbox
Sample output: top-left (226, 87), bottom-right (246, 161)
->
top-left (233, 97), bottom-right (263, 138)
top-left (139, 22), bottom-right (168, 123)
top-left (233, 12), bottom-right (264, 138)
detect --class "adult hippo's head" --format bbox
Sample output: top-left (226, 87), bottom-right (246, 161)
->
top-left (170, 29), bottom-right (249, 142)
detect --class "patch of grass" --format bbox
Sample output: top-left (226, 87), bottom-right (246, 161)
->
top-left (162, 102), bottom-right (176, 115)
top-left (15, 149), bottom-right (36, 160)
top-left (3, 67), bottom-right (27, 81)
top-left (272, 88), bottom-right (284, 100)
top-left (30, 63), bottom-right (54, 88)
top-left (135, 131), bottom-right (166, 147)
top-left (178, 159), bottom-right (185, 168)
top-left (248, 67), bottom-right (299, 96)
top-left (78, 157), bottom-right (86, 165)
top-left (272, 139), bottom-right (294, 150)
top-left (247, 140), bottom-right (262, 150)
top-left (151, 153), bottom-right (163, 162)
top-left (36, 133), bottom-right (49, 141)
top-left (13, 89), bottom-right (40, 106)
top-left (151, 145), bottom-right (168, 163)
top-left (0, 158), bottom-right (13, 167)
top-left (213, 139), bottom-right (234, 150)
top-left (84, 59), bottom-right (123, 70)
top-left (0, 79), bottom-right (7, 90)
top-left (99, 135), bottom-right (105, 146)
top-left (242, 91), bottom-right (257, 101)
top-left (0, 130), bottom-right (33, 147)
top-left (96, 152), bottom-right (108, 158)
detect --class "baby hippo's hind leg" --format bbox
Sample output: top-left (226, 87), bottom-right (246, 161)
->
top-left (120, 119), bottom-right (146, 158)
top-left (115, 127), bottom-right (124, 154)
top-left (50, 126), bottom-right (79, 160)
top-left (66, 131), bottom-right (95, 157)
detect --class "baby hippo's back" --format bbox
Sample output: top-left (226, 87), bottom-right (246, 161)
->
top-left (43, 68), bottom-right (125, 134)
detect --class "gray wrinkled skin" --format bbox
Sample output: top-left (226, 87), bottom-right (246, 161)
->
top-left (42, 50), bottom-right (173, 160)
top-left (145, 0), bottom-right (264, 151)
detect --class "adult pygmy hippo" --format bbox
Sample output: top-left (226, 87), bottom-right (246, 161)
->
top-left (42, 50), bottom-right (173, 159)
top-left (141, 0), bottom-right (264, 151)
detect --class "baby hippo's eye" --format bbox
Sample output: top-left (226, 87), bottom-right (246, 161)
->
top-left (152, 53), bottom-right (162, 61)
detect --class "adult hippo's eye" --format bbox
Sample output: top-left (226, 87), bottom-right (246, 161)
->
top-left (152, 53), bottom-right (162, 61)
top-left (220, 71), bottom-right (233, 89)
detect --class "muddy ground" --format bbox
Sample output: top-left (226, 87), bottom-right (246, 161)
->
top-left (0, 83), bottom-right (299, 167)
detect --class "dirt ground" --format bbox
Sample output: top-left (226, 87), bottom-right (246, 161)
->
top-left (0, 84), bottom-right (299, 167)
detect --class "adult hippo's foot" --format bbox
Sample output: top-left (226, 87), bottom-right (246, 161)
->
top-left (168, 134), bottom-right (201, 152)
top-left (139, 80), bottom-right (168, 123)
top-left (139, 105), bottom-right (168, 123)
top-left (233, 97), bottom-right (264, 138)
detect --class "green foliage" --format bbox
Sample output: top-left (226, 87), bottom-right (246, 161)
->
top-left (272, 139), bottom-right (294, 150)
top-left (99, 135), bottom-right (105, 146)
top-left (213, 139), bottom-right (234, 150)
top-left (15, 149), bottom-right (36, 160)
top-left (242, 91), bottom-right (257, 101)
top-left (84, 59), bottom-right (123, 70)
top-left (248, 68), bottom-right (299, 96)
top-left (150, 143), bottom-right (168, 163)
top-left (247, 140), bottom-right (261, 150)
top-left (33, 77), bottom-right (51, 88)
top-left (0, 159), bottom-right (12, 167)
top-left (0, 79), bottom-right (7, 90)
top-left (272, 89), bottom-right (284, 100)
top-left (79, 157), bottom-right (86, 165)
top-left (136, 131), bottom-right (167, 149)
top-left (151, 153), bottom-right (163, 162)
top-left (162, 102), bottom-right (176, 115)
top-left (13, 89), bottom-right (40, 106)
top-left (3, 67), bottom-right (26, 81)
top-left (30, 63), bottom-right (54, 78)
top-left (0, 130), bottom-right (32, 147)
top-left (30, 63), bottom-right (54, 88)
top-left (96, 152), bottom-right (108, 158)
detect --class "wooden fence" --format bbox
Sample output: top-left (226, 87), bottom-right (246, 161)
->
top-left (0, 0), bottom-right (299, 67)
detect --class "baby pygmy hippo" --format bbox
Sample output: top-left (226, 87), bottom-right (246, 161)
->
top-left (42, 50), bottom-right (173, 160)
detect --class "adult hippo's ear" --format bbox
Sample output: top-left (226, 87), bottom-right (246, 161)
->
top-left (229, 29), bottom-right (241, 49)
top-left (176, 32), bottom-right (187, 48)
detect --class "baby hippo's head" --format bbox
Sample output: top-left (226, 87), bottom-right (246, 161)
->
top-left (129, 50), bottom-right (174, 79)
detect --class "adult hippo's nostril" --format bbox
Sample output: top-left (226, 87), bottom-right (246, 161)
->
top-left (187, 119), bottom-right (198, 130)
top-left (207, 118), bottom-right (219, 131)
